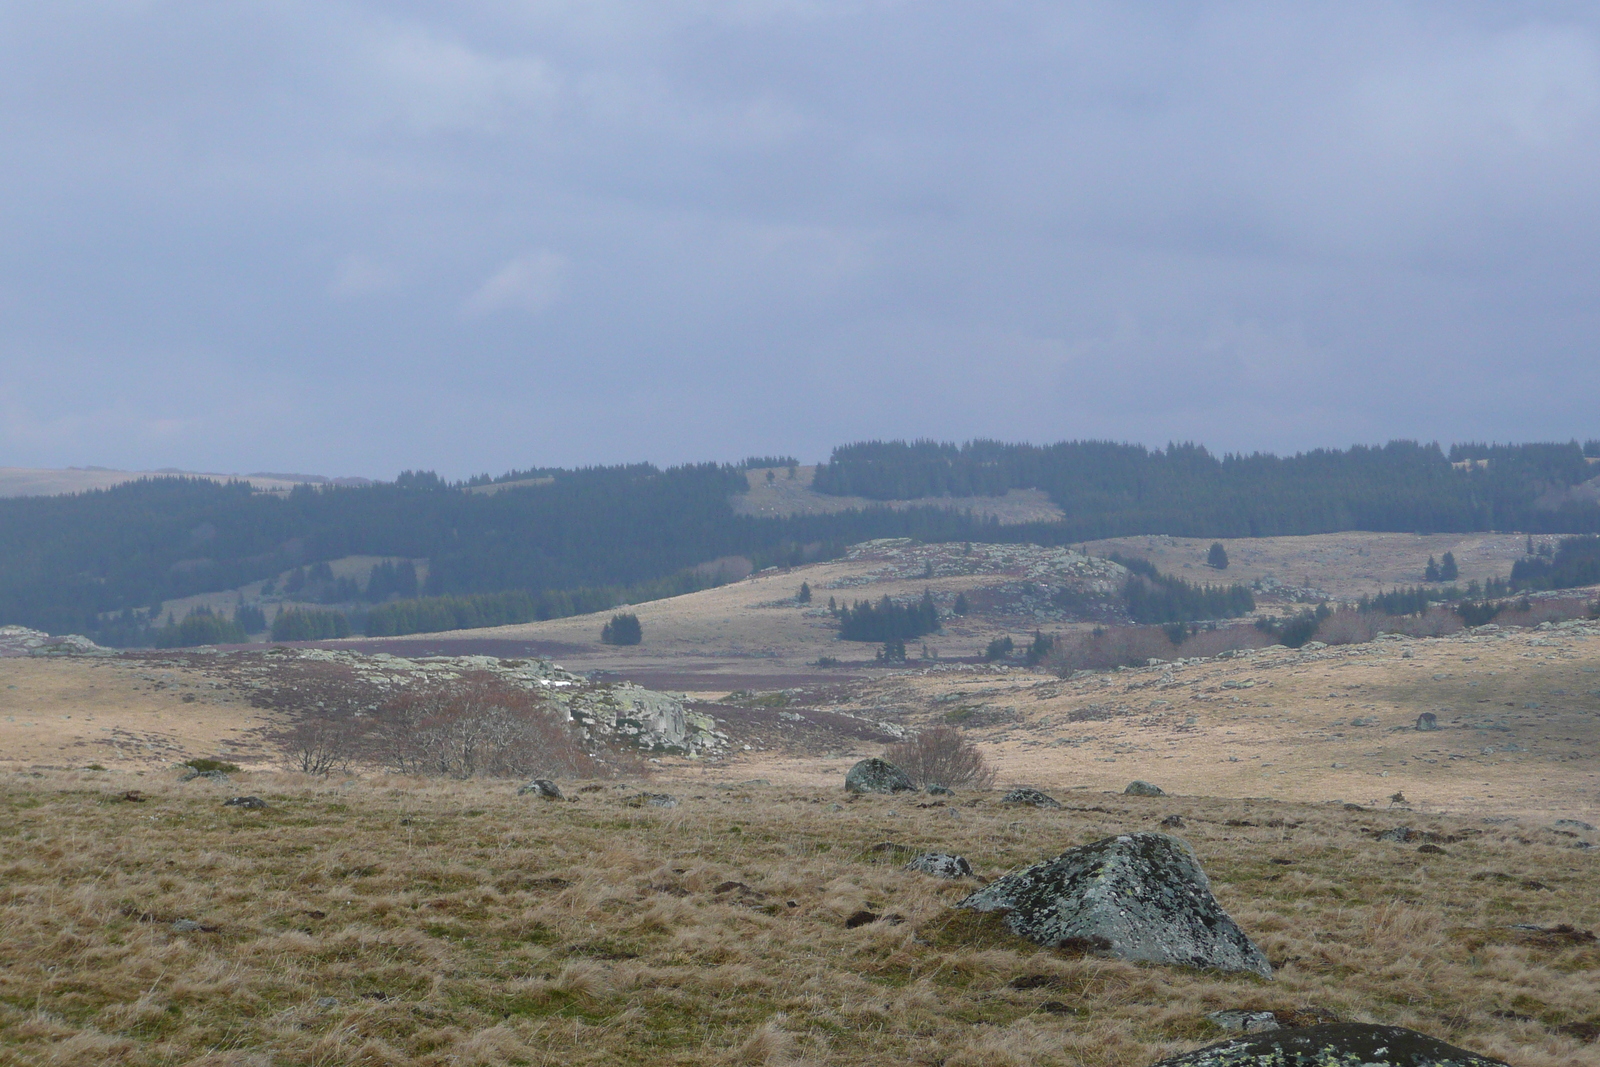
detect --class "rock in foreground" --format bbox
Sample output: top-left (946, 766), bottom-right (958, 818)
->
top-left (517, 779), bottom-right (563, 799)
top-left (1125, 780), bottom-right (1165, 796)
top-left (1147, 1024), bottom-right (1507, 1067)
top-left (904, 852), bottom-right (973, 878)
top-left (845, 758), bottom-right (916, 794)
top-left (1000, 787), bottom-right (1062, 809)
top-left (957, 831), bottom-right (1271, 978)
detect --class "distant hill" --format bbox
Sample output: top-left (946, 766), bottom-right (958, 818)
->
top-left (3, 438), bottom-right (1599, 645)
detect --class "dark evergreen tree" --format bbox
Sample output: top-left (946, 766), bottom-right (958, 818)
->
top-left (600, 612), bottom-right (643, 645)
top-left (797, 581), bottom-right (811, 604)
top-left (953, 592), bottom-right (969, 615)
top-left (983, 636), bottom-right (1014, 661)
top-left (1424, 556), bottom-right (1441, 582)
top-left (1206, 542), bottom-right (1229, 569)
top-left (234, 603), bottom-right (268, 633)
top-left (1439, 551), bottom-right (1459, 581)
top-left (271, 608), bottom-right (351, 642)
top-left (1024, 630), bottom-right (1054, 666)
top-left (877, 637), bottom-right (907, 663)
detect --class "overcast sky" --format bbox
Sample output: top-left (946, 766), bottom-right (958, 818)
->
top-left (2, 2), bottom-right (1598, 478)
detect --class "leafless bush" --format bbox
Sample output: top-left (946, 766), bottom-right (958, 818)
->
top-left (370, 672), bottom-right (620, 779)
top-left (883, 725), bottom-right (996, 789)
top-left (276, 708), bottom-right (365, 775)
top-left (1045, 624), bottom-right (1268, 676)
top-left (1494, 596), bottom-right (1592, 630)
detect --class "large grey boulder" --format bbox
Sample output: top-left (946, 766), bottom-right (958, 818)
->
top-left (845, 758), bottom-right (916, 795)
top-left (1124, 780), bottom-right (1165, 797)
top-left (956, 831), bottom-right (1272, 978)
top-left (517, 779), bottom-right (563, 799)
top-left (1146, 1024), bottom-right (1507, 1067)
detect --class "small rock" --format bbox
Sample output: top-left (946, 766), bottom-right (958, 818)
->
top-left (1377, 826), bottom-right (1413, 843)
top-left (179, 769), bottom-right (232, 783)
top-left (171, 919), bottom-right (213, 933)
top-left (926, 784), bottom-right (954, 796)
top-left (316, 997), bottom-right (339, 1009)
top-left (1125, 780), bottom-right (1165, 797)
top-left (1000, 787), bottom-right (1062, 809)
top-left (1207, 1010), bottom-right (1280, 1033)
top-left (223, 795), bottom-right (267, 809)
top-left (1415, 712), bottom-right (1438, 731)
top-left (844, 758), bottom-right (916, 795)
top-left (904, 852), bottom-right (974, 878)
top-left (626, 792), bottom-right (679, 809)
top-left (1146, 1023), bottom-right (1508, 1067)
top-left (1160, 814), bottom-right (1184, 828)
top-left (1554, 819), bottom-right (1596, 832)
top-left (517, 779), bottom-right (563, 800)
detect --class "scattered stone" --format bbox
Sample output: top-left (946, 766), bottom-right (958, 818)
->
top-left (904, 852), bottom-right (974, 879)
top-left (223, 795), bottom-right (267, 809)
top-left (170, 919), bottom-right (216, 933)
top-left (179, 769), bottom-right (232, 783)
top-left (626, 792), bottom-right (679, 809)
top-left (1125, 780), bottom-right (1165, 797)
top-left (1415, 712), bottom-right (1438, 731)
top-left (844, 758), bottom-right (916, 794)
top-left (1376, 827), bottom-right (1412, 843)
top-left (1207, 1010), bottom-right (1279, 1033)
top-left (1001, 787), bottom-right (1062, 809)
top-left (1147, 1024), bottom-right (1508, 1067)
top-left (1554, 819), bottom-right (1596, 832)
top-left (316, 997), bottom-right (339, 1009)
top-left (1161, 815), bottom-right (1185, 828)
top-left (957, 831), bottom-right (1272, 978)
top-left (517, 779), bottom-right (563, 800)
top-left (927, 784), bottom-right (954, 796)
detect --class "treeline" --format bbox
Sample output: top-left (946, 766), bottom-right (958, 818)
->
top-left (1109, 554), bottom-right (1255, 624)
top-left (1511, 535), bottom-right (1600, 592)
top-left (813, 439), bottom-right (1600, 538)
top-left (834, 591), bottom-right (941, 642)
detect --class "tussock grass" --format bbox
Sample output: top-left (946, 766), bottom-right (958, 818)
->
top-left (1, 771), bottom-right (1597, 1066)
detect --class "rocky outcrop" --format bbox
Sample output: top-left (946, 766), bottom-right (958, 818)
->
top-left (1146, 1024), bottom-right (1507, 1067)
top-left (904, 852), bottom-right (973, 878)
top-left (845, 758), bottom-right (916, 794)
top-left (1001, 787), bottom-right (1062, 809)
top-left (956, 831), bottom-right (1272, 978)
top-left (0, 626), bottom-right (108, 658)
top-left (1124, 780), bottom-right (1165, 796)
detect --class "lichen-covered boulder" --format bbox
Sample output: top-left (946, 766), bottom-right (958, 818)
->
top-left (845, 758), bottom-right (916, 794)
top-left (626, 792), bottom-right (679, 809)
top-left (1001, 787), bottom-right (1062, 809)
top-left (223, 796), bottom-right (267, 809)
top-left (517, 779), bottom-right (563, 799)
top-left (904, 852), bottom-right (973, 878)
top-left (1125, 780), bottom-right (1165, 797)
top-left (956, 831), bottom-right (1272, 978)
top-left (1146, 1024), bottom-right (1507, 1067)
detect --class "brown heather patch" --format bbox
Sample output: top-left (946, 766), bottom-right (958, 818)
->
top-left (1, 772), bottom-right (1599, 1066)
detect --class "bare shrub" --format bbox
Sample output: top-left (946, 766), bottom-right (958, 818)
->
top-left (1494, 596), bottom-right (1592, 630)
top-left (1314, 609), bottom-right (1386, 646)
top-left (883, 725), bottom-right (996, 790)
top-left (370, 672), bottom-right (627, 779)
top-left (1046, 624), bottom-right (1268, 676)
top-left (1389, 607), bottom-right (1465, 639)
top-left (276, 708), bottom-right (365, 775)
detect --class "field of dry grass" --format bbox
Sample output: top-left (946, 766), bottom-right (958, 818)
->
top-left (2, 770), bottom-right (1597, 1067)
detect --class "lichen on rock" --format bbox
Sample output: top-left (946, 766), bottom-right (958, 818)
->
top-left (956, 831), bottom-right (1272, 978)
top-left (1146, 1023), bottom-right (1508, 1067)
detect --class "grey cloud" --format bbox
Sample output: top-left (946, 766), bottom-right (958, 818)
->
top-left (0, 2), bottom-right (1597, 477)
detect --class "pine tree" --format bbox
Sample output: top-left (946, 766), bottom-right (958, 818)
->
top-left (953, 592), bottom-right (969, 615)
top-left (827, 596), bottom-right (837, 615)
top-left (1206, 542), bottom-right (1229, 569)
top-left (1439, 551), bottom-right (1459, 582)
top-left (797, 581), bottom-right (811, 604)
top-left (600, 612), bottom-right (642, 645)
top-left (1424, 556), bottom-right (1441, 582)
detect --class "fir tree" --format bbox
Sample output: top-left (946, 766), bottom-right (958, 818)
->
top-left (1439, 551), bottom-right (1459, 582)
top-left (797, 581), bottom-right (811, 604)
top-left (1206, 542), bottom-right (1229, 569)
top-left (953, 592), bottom-right (969, 615)
top-left (1424, 556), bottom-right (1441, 582)
top-left (600, 612), bottom-right (643, 645)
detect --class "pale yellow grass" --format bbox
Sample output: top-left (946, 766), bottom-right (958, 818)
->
top-left (2, 770), bottom-right (1598, 1066)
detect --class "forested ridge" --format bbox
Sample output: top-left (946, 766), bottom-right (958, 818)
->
top-left (813, 439), bottom-right (1600, 538)
top-left (3, 437), bottom-right (1599, 644)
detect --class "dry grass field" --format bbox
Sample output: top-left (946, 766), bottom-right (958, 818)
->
top-left (2, 771), bottom-right (1598, 1067)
